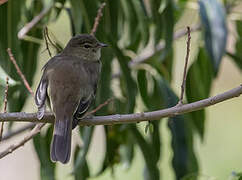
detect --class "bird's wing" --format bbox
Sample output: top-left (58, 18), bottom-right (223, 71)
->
top-left (72, 93), bottom-right (95, 129)
top-left (35, 74), bottom-right (49, 120)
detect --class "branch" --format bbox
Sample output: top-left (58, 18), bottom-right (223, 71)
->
top-left (0, 77), bottom-right (9, 141)
top-left (178, 26), bottom-right (191, 105)
top-left (90, 2), bottom-right (106, 35)
top-left (0, 0), bottom-right (8, 5)
top-left (7, 49), bottom-right (34, 96)
top-left (0, 123), bottom-right (44, 159)
top-left (43, 27), bottom-right (63, 53)
top-left (18, 5), bottom-right (53, 39)
top-left (43, 27), bottom-right (52, 57)
top-left (83, 97), bottom-right (114, 118)
top-left (129, 24), bottom-right (201, 67)
top-left (1, 123), bottom-right (35, 142)
top-left (0, 84), bottom-right (241, 125)
top-left (3, 48), bottom-right (46, 159)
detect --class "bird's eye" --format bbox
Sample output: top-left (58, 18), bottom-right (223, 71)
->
top-left (84, 44), bottom-right (91, 48)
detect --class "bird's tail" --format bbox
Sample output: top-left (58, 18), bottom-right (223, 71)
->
top-left (51, 116), bottom-right (72, 164)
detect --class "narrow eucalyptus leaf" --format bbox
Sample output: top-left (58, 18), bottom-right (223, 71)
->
top-left (199, 0), bottom-right (227, 74)
top-left (186, 48), bottom-right (213, 138)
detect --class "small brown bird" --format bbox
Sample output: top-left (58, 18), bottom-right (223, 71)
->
top-left (35, 34), bottom-right (107, 164)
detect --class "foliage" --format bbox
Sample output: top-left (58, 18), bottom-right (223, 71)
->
top-left (0, 0), bottom-right (241, 180)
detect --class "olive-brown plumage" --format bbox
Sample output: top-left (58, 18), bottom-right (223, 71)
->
top-left (35, 34), bottom-right (107, 163)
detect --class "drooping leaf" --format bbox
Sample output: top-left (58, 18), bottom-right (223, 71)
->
top-left (119, 133), bottom-right (135, 170)
top-left (160, 81), bottom-right (199, 180)
top-left (137, 69), bottom-right (165, 111)
top-left (96, 125), bottom-right (126, 176)
top-left (110, 42), bottom-right (137, 113)
top-left (199, 0), bottom-right (227, 75)
top-left (147, 75), bottom-right (199, 179)
top-left (95, 47), bottom-right (113, 115)
top-left (186, 48), bottom-right (213, 138)
top-left (53, 0), bottom-right (66, 20)
top-left (168, 116), bottom-right (198, 180)
top-left (73, 126), bottom-right (94, 173)
top-left (150, 0), bottom-right (163, 44)
top-left (0, 0), bottom-right (43, 114)
top-left (131, 0), bottom-right (149, 47)
top-left (69, 0), bottom-right (85, 34)
top-left (162, 0), bottom-right (174, 58)
top-left (130, 125), bottom-right (160, 180)
top-left (227, 21), bottom-right (242, 70)
top-left (33, 126), bottom-right (56, 180)
top-left (74, 144), bottom-right (90, 180)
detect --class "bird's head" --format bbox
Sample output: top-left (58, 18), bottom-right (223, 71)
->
top-left (63, 34), bottom-right (107, 61)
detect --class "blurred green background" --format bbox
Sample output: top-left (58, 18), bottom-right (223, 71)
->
top-left (0, 0), bottom-right (242, 180)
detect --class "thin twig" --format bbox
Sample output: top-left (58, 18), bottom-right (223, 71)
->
top-left (178, 26), bottom-right (191, 105)
top-left (0, 84), bottom-right (242, 125)
top-left (7, 48), bottom-right (34, 96)
top-left (3, 77), bottom-right (9, 113)
top-left (90, 2), bottom-right (106, 35)
top-left (0, 77), bottom-right (9, 141)
top-left (0, 123), bottom-right (44, 159)
top-left (5, 48), bottom-right (46, 159)
top-left (44, 27), bottom-right (62, 52)
top-left (43, 27), bottom-right (52, 57)
top-left (0, 0), bottom-right (8, 5)
top-left (18, 5), bottom-right (53, 39)
top-left (83, 98), bottom-right (114, 118)
top-left (129, 24), bottom-right (201, 67)
top-left (1, 123), bottom-right (35, 142)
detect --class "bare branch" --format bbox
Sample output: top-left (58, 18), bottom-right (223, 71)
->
top-left (44, 27), bottom-right (62, 52)
top-left (90, 2), bottom-right (106, 35)
top-left (43, 27), bottom-right (52, 57)
top-left (129, 24), bottom-right (201, 67)
top-left (178, 26), bottom-right (191, 105)
top-left (0, 123), bottom-right (44, 159)
top-left (0, 85), bottom-right (241, 125)
top-left (0, 0), bottom-right (8, 5)
top-left (83, 97), bottom-right (114, 118)
top-left (0, 77), bottom-right (9, 141)
top-left (1, 123), bottom-right (35, 142)
top-left (7, 48), bottom-right (34, 96)
top-left (5, 49), bottom-right (46, 159)
top-left (18, 5), bottom-right (53, 39)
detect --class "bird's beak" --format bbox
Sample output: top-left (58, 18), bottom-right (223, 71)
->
top-left (98, 42), bottom-right (108, 48)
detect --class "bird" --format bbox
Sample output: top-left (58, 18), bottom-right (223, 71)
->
top-left (35, 34), bottom-right (107, 164)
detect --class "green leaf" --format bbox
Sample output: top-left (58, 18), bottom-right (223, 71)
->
top-left (0, 0), bottom-right (25, 113)
top-left (227, 21), bottom-right (242, 70)
top-left (131, 0), bottom-right (149, 46)
top-left (0, 1), bottom-right (43, 113)
top-left (95, 47), bottom-right (113, 115)
top-left (162, 0), bottom-right (174, 58)
top-left (199, 0), bottom-right (227, 75)
top-left (150, 0), bottom-right (163, 44)
top-left (186, 48), bottom-right (213, 138)
top-left (137, 69), bottom-right (165, 111)
top-left (69, 0), bottom-right (84, 34)
top-left (33, 126), bottom-right (56, 180)
top-left (96, 126), bottom-right (125, 176)
top-left (110, 42), bottom-right (137, 113)
top-left (144, 75), bottom-right (198, 179)
top-left (74, 146), bottom-right (90, 180)
top-left (73, 126), bottom-right (94, 173)
top-left (119, 135), bottom-right (135, 170)
top-left (160, 82), bottom-right (199, 179)
top-left (228, 172), bottom-right (242, 180)
top-left (53, 0), bottom-right (66, 20)
top-left (168, 116), bottom-right (198, 180)
top-left (130, 125), bottom-right (160, 180)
